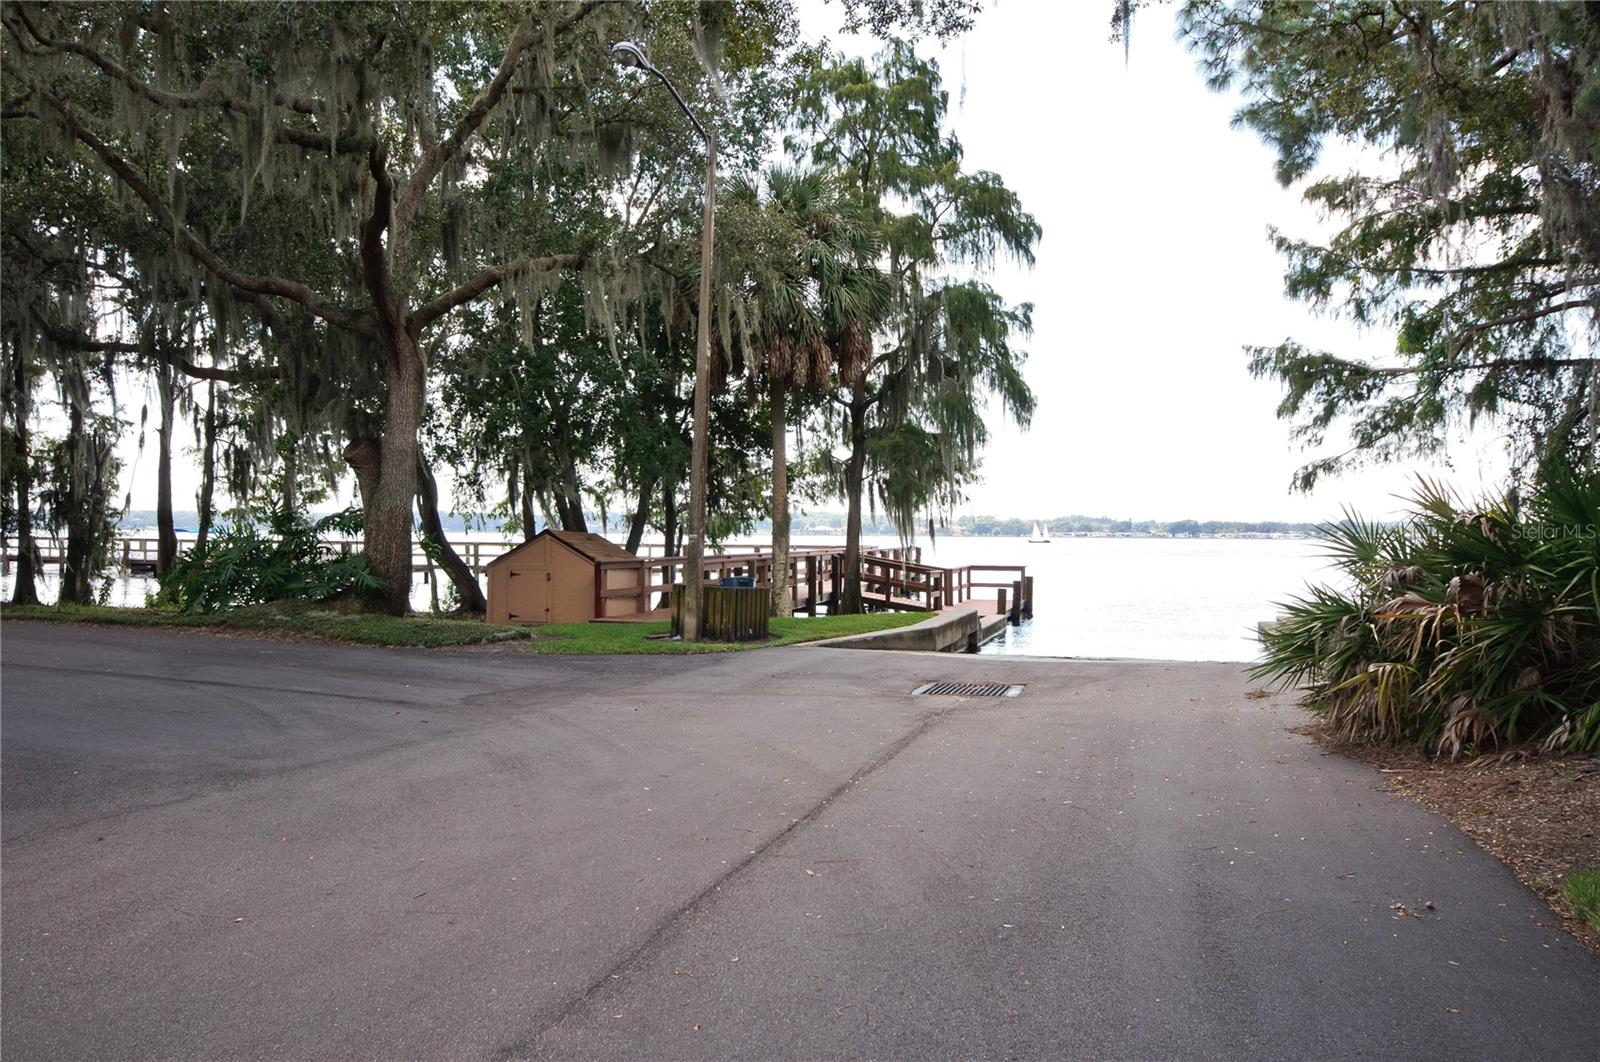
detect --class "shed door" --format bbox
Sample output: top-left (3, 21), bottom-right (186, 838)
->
top-left (506, 567), bottom-right (551, 623)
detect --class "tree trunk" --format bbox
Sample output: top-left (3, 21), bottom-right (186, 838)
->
top-left (282, 446), bottom-right (299, 515)
top-left (344, 437), bottom-right (382, 512)
top-left (841, 377), bottom-right (869, 614)
top-left (769, 376), bottom-right (792, 617)
top-left (519, 461), bottom-right (538, 542)
top-left (343, 338), bottom-right (424, 615)
top-left (556, 457), bottom-right (586, 532)
top-left (61, 398), bottom-right (88, 604)
top-left (9, 345), bottom-right (39, 605)
top-left (658, 482), bottom-right (678, 609)
top-left (195, 380), bottom-right (217, 554)
top-left (60, 385), bottom-right (97, 606)
top-left (415, 448), bottom-right (487, 614)
top-left (507, 458), bottom-right (534, 543)
top-left (624, 475), bottom-right (654, 555)
top-left (155, 365), bottom-right (178, 576)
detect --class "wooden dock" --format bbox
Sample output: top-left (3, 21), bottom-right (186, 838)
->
top-left (6, 535), bottom-right (1035, 623)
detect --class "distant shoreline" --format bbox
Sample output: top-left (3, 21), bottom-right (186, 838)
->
top-left (116, 510), bottom-right (1327, 541)
top-left (107, 525), bottom-right (1318, 544)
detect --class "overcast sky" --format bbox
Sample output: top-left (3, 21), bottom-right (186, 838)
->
top-left (119, 1), bottom-right (1510, 523)
top-left (788, 0), bottom-right (1511, 523)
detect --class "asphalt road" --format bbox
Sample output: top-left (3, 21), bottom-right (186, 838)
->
top-left (3, 622), bottom-right (1596, 1060)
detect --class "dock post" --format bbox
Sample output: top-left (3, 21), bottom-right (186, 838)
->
top-left (997, 587), bottom-right (1008, 621)
top-left (806, 558), bottom-right (819, 616)
top-left (1024, 575), bottom-right (1034, 619)
top-left (1010, 580), bottom-right (1022, 625)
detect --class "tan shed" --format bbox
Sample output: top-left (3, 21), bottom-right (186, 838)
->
top-left (485, 529), bottom-right (647, 626)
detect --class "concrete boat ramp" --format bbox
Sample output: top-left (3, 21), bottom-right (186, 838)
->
top-left (3, 622), bottom-right (1596, 1060)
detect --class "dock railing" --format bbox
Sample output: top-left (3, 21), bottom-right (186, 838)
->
top-left (10, 535), bottom-right (1028, 620)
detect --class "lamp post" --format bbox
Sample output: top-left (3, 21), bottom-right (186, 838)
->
top-left (612, 40), bottom-right (714, 642)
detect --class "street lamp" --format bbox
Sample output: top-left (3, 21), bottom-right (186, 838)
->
top-left (612, 40), bottom-right (715, 643)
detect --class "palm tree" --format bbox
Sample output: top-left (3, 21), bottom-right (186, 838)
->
top-left (721, 167), bottom-right (888, 615)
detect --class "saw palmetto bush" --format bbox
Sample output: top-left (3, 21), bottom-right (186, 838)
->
top-left (1255, 475), bottom-right (1600, 756)
top-left (160, 505), bottom-right (385, 615)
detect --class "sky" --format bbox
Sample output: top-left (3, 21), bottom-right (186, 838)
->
top-left (786, 0), bottom-right (1511, 523)
top-left (117, 0), bottom-right (1510, 523)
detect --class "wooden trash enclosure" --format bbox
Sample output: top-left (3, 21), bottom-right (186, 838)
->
top-left (672, 583), bottom-right (770, 642)
top-left (485, 529), bottom-right (647, 625)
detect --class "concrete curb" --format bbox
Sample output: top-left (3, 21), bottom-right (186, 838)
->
top-left (809, 606), bottom-right (1006, 653)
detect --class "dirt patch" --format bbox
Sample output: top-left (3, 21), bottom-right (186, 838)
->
top-left (1298, 724), bottom-right (1600, 955)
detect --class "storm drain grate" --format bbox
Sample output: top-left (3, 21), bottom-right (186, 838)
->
top-left (912, 681), bottom-right (1023, 698)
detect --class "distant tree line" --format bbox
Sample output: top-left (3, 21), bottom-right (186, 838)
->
top-left (955, 515), bottom-right (1321, 538)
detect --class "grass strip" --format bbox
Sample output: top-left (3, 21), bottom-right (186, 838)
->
top-left (524, 612), bottom-right (923, 654)
top-left (3, 602), bottom-right (924, 653)
top-left (1, 602), bottom-right (528, 648)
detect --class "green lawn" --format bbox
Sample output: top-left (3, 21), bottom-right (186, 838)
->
top-left (1, 601), bottom-right (922, 652)
top-left (0, 601), bottom-right (530, 648)
top-left (525, 612), bottom-right (922, 654)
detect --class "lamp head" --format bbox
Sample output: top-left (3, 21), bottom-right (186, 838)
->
top-left (610, 41), bottom-right (651, 72)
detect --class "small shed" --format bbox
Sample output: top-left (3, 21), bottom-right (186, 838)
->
top-left (485, 529), bottom-right (646, 626)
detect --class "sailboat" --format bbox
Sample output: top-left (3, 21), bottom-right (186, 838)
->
top-left (1028, 520), bottom-right (1051, 544)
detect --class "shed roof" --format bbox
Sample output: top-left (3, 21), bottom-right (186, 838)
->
top-left (485, 528), bottom-right (638, 569)
top-left (544, 529), bottom-right (637, 563)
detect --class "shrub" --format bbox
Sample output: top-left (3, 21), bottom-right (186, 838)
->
top-left (1566, 869), bottom-right (1600, 931)
top-left (1254, 475), bottom-right (1600, 755)
top-left (160, 505), bottom-right (386, 614)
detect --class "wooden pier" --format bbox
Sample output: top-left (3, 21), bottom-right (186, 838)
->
top-left (5, 535), bottom-right (1036, 622)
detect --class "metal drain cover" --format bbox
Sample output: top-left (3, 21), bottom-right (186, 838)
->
top-left (912, 681), bottom-right (1023, 698)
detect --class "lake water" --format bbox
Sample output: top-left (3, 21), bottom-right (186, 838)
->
top-left (2, 533), bottom-right (1331, 663)
top-left (777, 533), bottom-right (1329, 662)
top-left (921, 535), bottom-right (1327, 661)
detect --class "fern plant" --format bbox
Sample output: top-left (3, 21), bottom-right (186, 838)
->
top-left (1255, 474), bottom-right (1600, 755)
top-left (160, 504), bottom-right (387, 614)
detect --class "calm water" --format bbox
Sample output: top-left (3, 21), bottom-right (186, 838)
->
top-left (780, 533), bottom-right (1329, 662)
top-left (3, 533), bottom-right (1330, 662)
top-left (930, 535), bottom-right (1326, 661)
